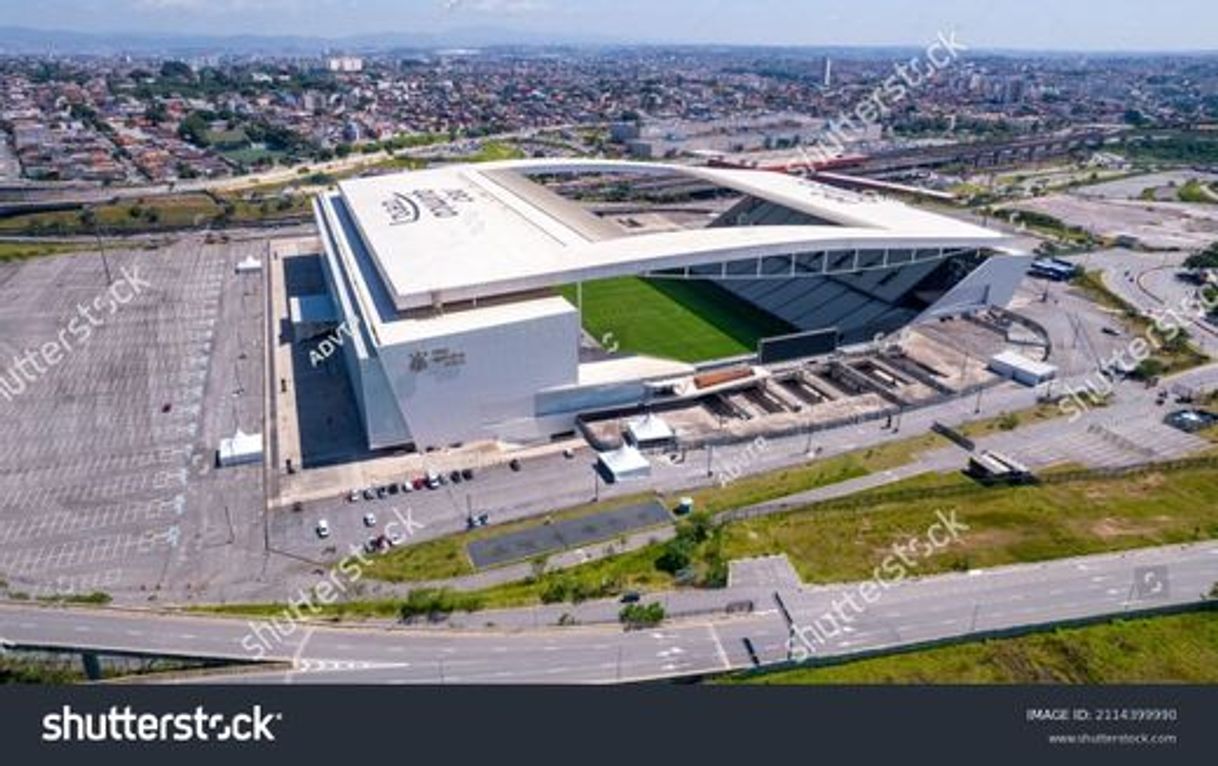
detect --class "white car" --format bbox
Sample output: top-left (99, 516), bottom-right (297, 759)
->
top-left (315, 519), bottom-right (331, 539)
top-left (363, 512), bottom-right (377, 528)
top-left (347, 490), bottom-right (360, 503)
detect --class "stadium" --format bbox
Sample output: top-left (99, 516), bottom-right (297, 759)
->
top-left (309, 158), bottom-right (1029, 451)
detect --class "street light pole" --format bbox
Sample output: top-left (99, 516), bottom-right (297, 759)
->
top-left (93, 220), bottom-right (113, 285)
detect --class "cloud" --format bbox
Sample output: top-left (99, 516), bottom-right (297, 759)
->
top-left (443, 0), bottom-right (548, 15)
top-left (131, 0), bottom-right (328, 12)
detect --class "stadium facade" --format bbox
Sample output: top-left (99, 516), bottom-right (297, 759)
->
top-left (311, 158), bottom-right (1029, 450)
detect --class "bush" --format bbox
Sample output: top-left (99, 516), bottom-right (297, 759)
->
top-left (619, 602), bottom-right (665, 628)
top-left (655, 538), bottom-right (694, 575)
top-left (398, 588), bottom-right (483, 620)
top-left (1131, 358), bottom-right (1167, 381)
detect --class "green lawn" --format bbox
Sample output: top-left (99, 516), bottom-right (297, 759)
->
top-left (0, 191), bottom-right (312, 236)
top-left (720, 610), bottom-right (1218, 684)
top-left (557, 277), bottom-right (793, 362)
top-left (0, 240), bottom-right (84, 262)
top-left (718, 460), bottom-right (1218, 584)
top-left (469, 140), bottom-right (526, 163)
top-left (1178, 179), bottom-right (1218, 204)
top-left (360, 492), bottom-right (658, 583)
top-left (448, 454), bottom-right (1218, 610)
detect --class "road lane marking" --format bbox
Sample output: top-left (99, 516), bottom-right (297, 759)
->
top-left (707, 624), bottom-right (730, 670)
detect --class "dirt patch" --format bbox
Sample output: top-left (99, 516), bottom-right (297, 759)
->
top-left (1090, 516), bottom-right (1165, 540)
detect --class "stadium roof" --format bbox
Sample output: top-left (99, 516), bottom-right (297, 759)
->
top-left (331, 158), bottom-right (1015, 312)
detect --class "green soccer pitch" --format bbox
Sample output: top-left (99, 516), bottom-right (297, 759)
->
top-left (557, 277), bottom-right (794, 363)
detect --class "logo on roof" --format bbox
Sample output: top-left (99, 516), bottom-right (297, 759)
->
top-left (383, 193), bottom-right (421, 226)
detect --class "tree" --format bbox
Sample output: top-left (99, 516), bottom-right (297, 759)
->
top-left (159, 60), bottom-right (193, 81)
top-left (1131, 358), bottom-right (1167, 381)
top-left (1184, 242), bottom-right (1218, 271)
top-left (178, 112), bottom-right (210, 147)
top-left (655, 538), bottom-right (693, 575)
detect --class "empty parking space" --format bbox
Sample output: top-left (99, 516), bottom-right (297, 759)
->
top-left (467, 499), bottom-right (671, 570)
top-left (0, 236), bottom-right (265, 597)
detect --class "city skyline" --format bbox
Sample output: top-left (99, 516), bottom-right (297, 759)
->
top-left (1, 0), bottom-right (1217, 52)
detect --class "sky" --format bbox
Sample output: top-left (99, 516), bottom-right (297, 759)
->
top-left (2, 0), bottom-right (1216, 51)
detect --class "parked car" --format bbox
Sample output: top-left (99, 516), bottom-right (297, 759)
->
top-left (425, 471), bottom-right (441, 490)
top-left (363, 512), bottom-right (377, 528)
top-left (450, 470), bottom-right (463, 484)
top-left (620, 591), bottom-right (641, 604)
top-left (376, 486), bottom-right (388, 499)
top-left (460, 468), bottom-right (474, 481)
top-left (363, 488), bottom-right (375, 501)
top-left (400, 481), bottom-right (413, 493)
top-left (315, 519), bottom-right (330, 539)
top-left (348, 490), bottom-right (361, 503)
top-left (509, 458), bottom-right (522, 472)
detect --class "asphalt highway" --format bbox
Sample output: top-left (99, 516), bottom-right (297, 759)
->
top-left (2, 541), bottom-right (1214, 684)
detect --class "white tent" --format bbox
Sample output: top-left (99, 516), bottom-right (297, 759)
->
top-left (625, 413), bottom-right (675, 447)
top-left (988, 350), bottom-right (1057, 386)
top-left (235, 256), bottom-right (263, 274)
top-left (217, 430), bottom-right (263, 468)
top-left (597, 444), bottom-right (651, 483)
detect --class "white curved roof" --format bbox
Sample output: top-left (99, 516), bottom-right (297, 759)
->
top-left (331, 158), bottom-right (1013, 311)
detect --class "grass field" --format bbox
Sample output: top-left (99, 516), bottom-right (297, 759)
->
top-left (360, 492), bottom-right (658, 583)
top-left (0, 240), bottom-right (85, 262)
top-left (719, 610), bottom-right (1218, 684)
top-left (469, 140), bottom-right (526, 163)
top-left (557, 277), bottom-right (793, 362)
top-left (1178, 179), bottom-right (1218, 204)
top-left (0, 191), bottom-right (311, 236)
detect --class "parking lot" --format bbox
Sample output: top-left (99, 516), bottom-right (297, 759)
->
top-left (0, 235), bottom-right (268, 600)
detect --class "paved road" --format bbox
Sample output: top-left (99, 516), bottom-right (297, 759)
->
top-left (2, 541), bottom-right (1214, 684)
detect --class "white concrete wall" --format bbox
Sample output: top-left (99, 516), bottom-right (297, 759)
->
top-left (376, 306), bottom-right (580, 449)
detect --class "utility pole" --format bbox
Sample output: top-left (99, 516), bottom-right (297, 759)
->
top-left (93, 220), bottom-right (113, 285)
